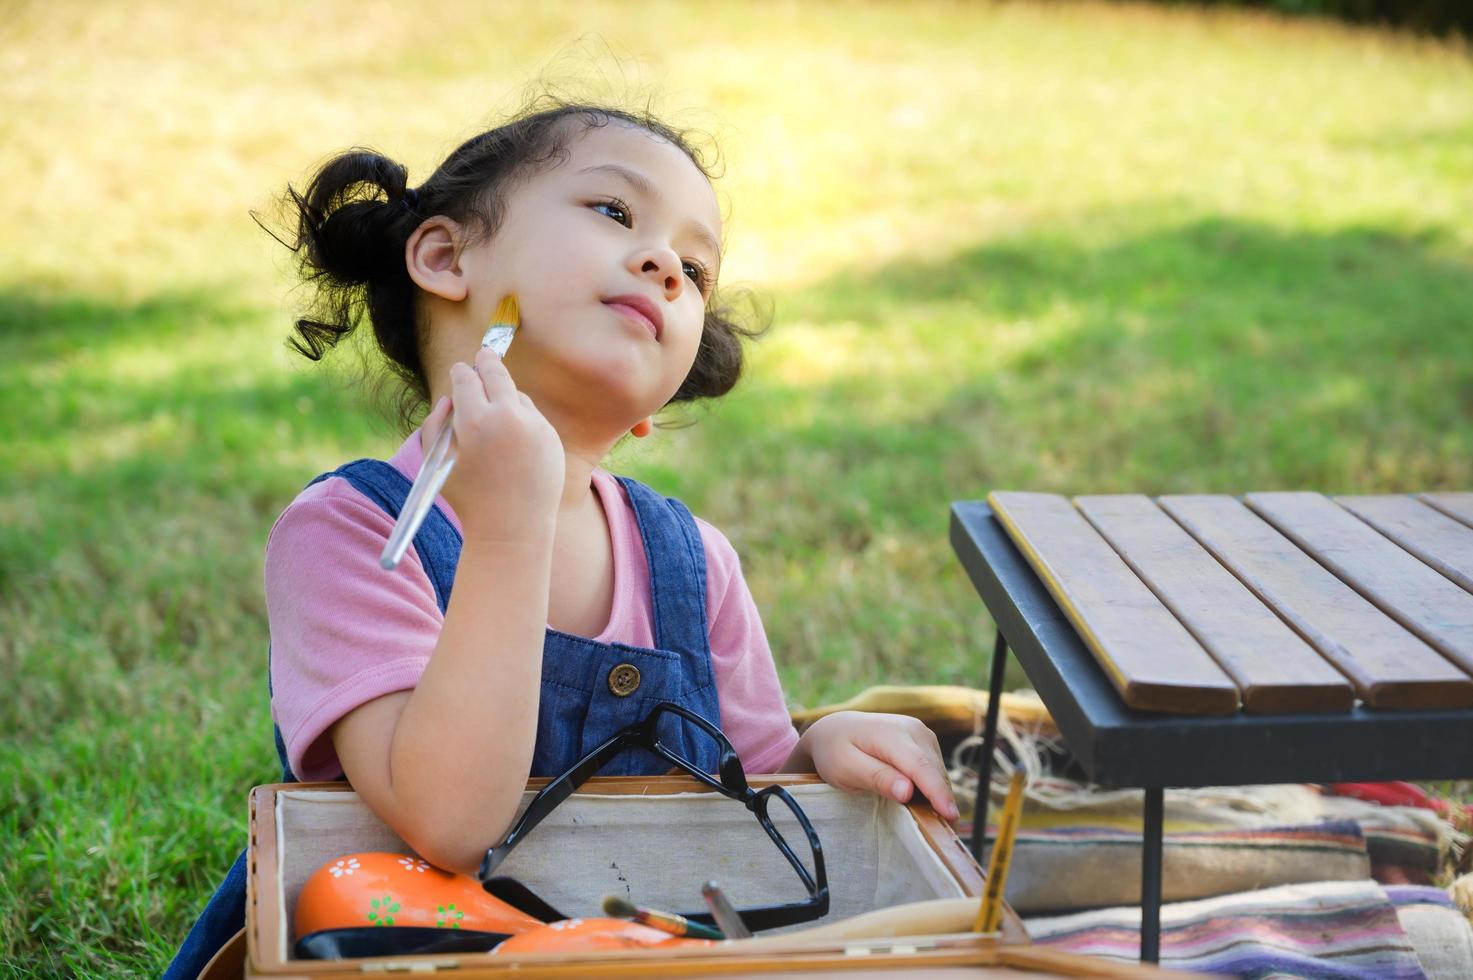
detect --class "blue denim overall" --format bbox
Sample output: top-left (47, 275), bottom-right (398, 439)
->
top-left (165, 459), bottom-right (722, 978)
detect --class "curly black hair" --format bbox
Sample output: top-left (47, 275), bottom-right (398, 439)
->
top-left (275, 98), bottom-right (766, 432)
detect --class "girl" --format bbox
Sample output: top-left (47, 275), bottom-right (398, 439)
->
top-left (167, 101), bottom-right (957, 977)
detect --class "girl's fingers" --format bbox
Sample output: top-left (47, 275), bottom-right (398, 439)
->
top-left (863, 729), bottom-right (960, 821)
top-left (843, 748), bottom-right (912, 803)
top-left (473, 346), bottom-right (517, 400)
top-left (909, 752), bottom-right (960, 820)
top-left (445, 351), bottom-right (516, 410)
top-left (449, 360), bottom-right (488, 407)
top-left (901, 737), bottom-right (960, 820)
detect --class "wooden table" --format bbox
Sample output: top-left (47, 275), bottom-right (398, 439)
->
top-left (948, 492), bottom-right (1473, 963)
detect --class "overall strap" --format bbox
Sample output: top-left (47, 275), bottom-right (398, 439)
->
top-left (308, 458), bottom-right (463, 614)
top-left (614, 476), bottom-right (714, 688)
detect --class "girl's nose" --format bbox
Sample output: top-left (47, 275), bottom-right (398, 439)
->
top-left (631, 247), bottom-right (683, 300)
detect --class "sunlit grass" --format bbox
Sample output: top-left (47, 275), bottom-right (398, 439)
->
top-left (2, 0), bottom-right (1472, 974)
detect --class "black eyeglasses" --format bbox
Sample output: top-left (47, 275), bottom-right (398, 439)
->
top-left (479, 701), bottom-right (828, 933)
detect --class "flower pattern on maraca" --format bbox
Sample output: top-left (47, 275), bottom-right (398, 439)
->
top-left (295, 852), bottom-right (543, 939)
top-left (328, 857), bottom-right (360, 878)
top-left (367, 894), bottom-right (400, 927)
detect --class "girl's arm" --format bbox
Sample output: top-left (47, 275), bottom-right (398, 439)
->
top-left (332, 350), bottom-right (565, 875)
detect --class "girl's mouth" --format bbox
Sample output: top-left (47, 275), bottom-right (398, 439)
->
top-left (602, 296), bottom-right (662, 341)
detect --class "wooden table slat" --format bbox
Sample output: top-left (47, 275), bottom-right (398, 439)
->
top-left (951, 501), bottom-right (1473, 786)
top-left (1421, 492), bottom-right (1473, 531)
top-left (988, 491), bottom-right (1239, 715)
top-left (1335, 494), bottom-right (1473, 596)
top-left (1247, 492), bottom-right (1473, 679)
top-left (1075, 494), bottom-right (1354, 714)
top-left (1158, 495), bottom-right (1473, 710)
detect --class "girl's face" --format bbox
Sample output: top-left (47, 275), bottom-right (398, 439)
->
top-left (455, 122), bottom-right (722, 438)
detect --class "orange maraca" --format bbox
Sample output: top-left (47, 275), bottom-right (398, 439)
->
top-left (493, 917), bottom-right (716, 954)
top-left (295, 852), bottom-right (544, 937)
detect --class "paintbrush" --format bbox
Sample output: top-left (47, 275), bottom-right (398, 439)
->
top-left (701, 880), bottom-right (752, 940)
top-left (380, 294), bottom-right (519, 570)
top-left (974, 769), bottom-right (1025, 934)
top-left (601, 896), bottom-right (725, 941)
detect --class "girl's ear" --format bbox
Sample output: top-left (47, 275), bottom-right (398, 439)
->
top-left (630, 418), bottom-right (653, 438)
top-left (405, 217), bottom-right (470, 301)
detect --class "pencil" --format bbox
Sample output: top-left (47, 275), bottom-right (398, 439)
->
top-left (974, 769), bottom-right (1025, 933)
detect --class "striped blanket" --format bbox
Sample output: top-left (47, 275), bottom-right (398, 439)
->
top-left (988, 820), bottom-right (1371, 913)
top-left (961, 784), bottom-right (1458, 914)
top-left (945, 724), bottom-right (1472, 976)
top-left (1388, 886), bottom-right (1473, 979)
top-left (1025, 881), bottom-right (1465, 979)
top-left (960, 781), bottom-right (1457, 891)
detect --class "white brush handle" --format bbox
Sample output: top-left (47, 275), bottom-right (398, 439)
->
top-left (380, 419), bottom-right (458, 570)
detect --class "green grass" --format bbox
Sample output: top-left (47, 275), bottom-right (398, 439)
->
top-left (3, 1), bottom-right (1472, 974)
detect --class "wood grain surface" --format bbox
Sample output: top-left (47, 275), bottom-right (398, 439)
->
top-left (1421, 492), bottom-right (1473, 530)
top-left (988, 491), bottom-right (1239, 715)
top-left (1335, 494), bottom-right (1473, 595)
top-left (1247, 492), bottom-right (1473, 678)
top-left (1076, 494), bottom-right (1353, 714)
top-left (1159, 495), bottom-right (1473, 710)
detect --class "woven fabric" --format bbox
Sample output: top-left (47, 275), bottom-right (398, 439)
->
top-left (1386, 886), bottom-right (1473, 979)
top-left (983, 820), bottom-right (1371, 913)
top-left (1025, 880), bottom-right (1430, 979)
top-left (950, 718), bottom-right (1464, 905)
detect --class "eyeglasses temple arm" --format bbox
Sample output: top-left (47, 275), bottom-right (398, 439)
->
top-left (478, 731), bottom-right (635, 879)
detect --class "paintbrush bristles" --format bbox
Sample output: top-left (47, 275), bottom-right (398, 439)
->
top-left (492, 293), bottom-right (519, 327)
top-left (480, 294), bottom-right (519, 359)
top-left (602, 895), bottom-right (636, 918)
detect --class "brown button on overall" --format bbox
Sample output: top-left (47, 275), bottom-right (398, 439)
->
top-left (607, 663), bottom-right (641, 697)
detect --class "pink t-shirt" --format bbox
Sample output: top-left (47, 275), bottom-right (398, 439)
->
top-left (266, 431), bottom-right (798, 782)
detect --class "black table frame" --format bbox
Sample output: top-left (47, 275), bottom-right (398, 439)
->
top-left (951, 500), bottom-right (1473, 963)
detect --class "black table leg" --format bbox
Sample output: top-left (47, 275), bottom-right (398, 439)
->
top-left (1141, 786), bottom-right (1164, 963)
top-left (970, 631), bottom-right (1009, 862)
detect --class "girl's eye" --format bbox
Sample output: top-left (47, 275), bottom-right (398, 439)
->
top-left (591, 199), bottom-right (630, 226)
top-left (682, 261), bottom-right (710, 291)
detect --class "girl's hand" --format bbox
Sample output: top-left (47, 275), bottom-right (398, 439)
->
top-left (424, 347), bottom-right (564, 544)
top-left (786, 711), bottom-right (960, 822)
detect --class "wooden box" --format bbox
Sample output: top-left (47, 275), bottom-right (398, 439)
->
top-left (245, 775), bottom-right (1161, 977)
